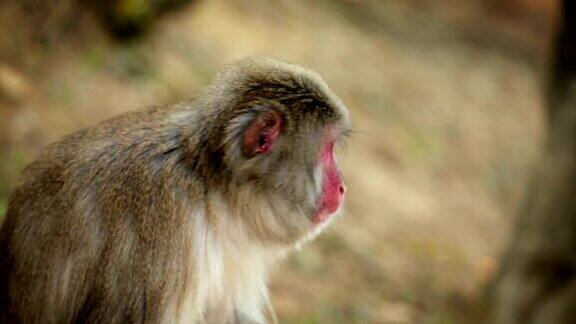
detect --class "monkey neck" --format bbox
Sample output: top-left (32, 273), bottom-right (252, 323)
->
top-left (186, 192), bottom-right (285, 323)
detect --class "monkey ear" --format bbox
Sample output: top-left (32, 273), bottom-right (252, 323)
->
top-left (242, 109), bottom-right (283, 157)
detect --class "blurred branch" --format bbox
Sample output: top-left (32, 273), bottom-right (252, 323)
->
top-left (0, 0), bottom-right (195, 49)
top-left (89, 0), bottom-right (195, 39)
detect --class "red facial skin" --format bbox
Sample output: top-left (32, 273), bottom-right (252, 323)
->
top-left (313, 129), bottom-right (346, 224)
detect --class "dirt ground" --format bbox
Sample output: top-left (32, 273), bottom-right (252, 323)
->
top-left (0, 0), bottom-right (555, 322)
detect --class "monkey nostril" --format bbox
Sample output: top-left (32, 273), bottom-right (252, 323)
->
top-left (339, 185), bottom-right (346, 195)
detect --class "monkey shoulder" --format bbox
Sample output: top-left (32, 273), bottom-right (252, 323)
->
top-left (12, 105), bottom-right (202, 220)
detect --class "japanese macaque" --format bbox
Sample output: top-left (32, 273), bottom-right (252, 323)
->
top-left (0, 56), bottom-right (350, 323)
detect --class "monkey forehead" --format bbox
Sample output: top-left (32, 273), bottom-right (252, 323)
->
top-left (215, 56), bottom-right (350, 127)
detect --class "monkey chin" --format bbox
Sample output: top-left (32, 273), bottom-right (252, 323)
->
top-left (313, 210), bottom-right (337, 224)
top-left (292, 208), bottom-right (342, 251)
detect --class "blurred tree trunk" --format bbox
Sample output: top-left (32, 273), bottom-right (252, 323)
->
top-left (490, 1), bottom-right (576, 323)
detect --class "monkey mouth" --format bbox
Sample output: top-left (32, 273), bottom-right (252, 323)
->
top-left (312, 186), bottom-right (345, 224)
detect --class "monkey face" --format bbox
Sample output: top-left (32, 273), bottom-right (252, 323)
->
top-left (221, 84), bottom-right (349, 245)
top-left (312, 127), bottom-right (347, 224)
top-left (225, 118), bottom-right (348, 245)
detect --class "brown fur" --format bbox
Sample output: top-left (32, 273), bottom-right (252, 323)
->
top-left (0, 56), bottom-right (349, 323)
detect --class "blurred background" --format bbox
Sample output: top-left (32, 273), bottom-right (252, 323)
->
top-left (0, 0), bottom-right (560, 323)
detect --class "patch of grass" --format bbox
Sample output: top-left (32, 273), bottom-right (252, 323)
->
top-left (425, 310), bottom-right (458, 324)
top-left (81, 47), bottom-right (107, 71)
top-left (282, 317), bottom-right (322, 324)
top-left (0, 147), bottom-right (27, 200)
top-left (0, 198), bottom-right (6, 220)
top-left (109, 45), bottom-right (157, 81)
top-left (47, 79), bottom-right (75, 105)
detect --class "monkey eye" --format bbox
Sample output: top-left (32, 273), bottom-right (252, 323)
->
top-left (243, 110), bottom-right (282, 157)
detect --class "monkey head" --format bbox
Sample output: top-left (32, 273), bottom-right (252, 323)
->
top-left (197, 57), bottom-right (350, 246)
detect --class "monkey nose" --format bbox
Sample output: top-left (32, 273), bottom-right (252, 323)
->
top-left (339, 184), bottom-right (346, 195)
